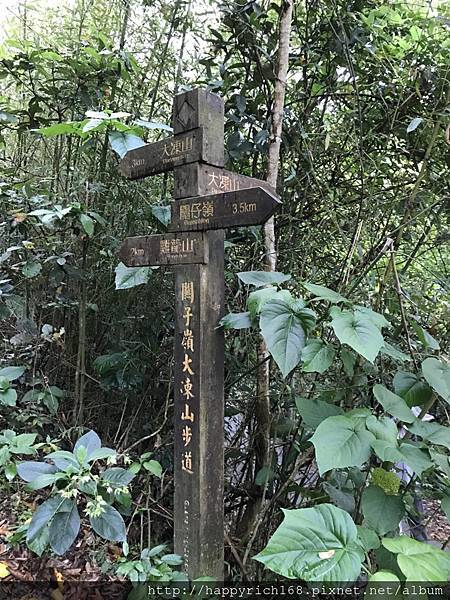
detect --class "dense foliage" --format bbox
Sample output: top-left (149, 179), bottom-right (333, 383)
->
top-left (0, 0), bottom-right (449, 586)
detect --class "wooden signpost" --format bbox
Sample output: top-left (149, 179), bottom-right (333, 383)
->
top-left (118, 88), bottom-right (281, 580)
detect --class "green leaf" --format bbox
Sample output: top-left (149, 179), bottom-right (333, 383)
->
top-left (143, 460), bottom-right (162, 478)
top-left (17, 461), bottom-right (57, 482)
top-left (295, 397), bottom-right (344, 429)
top-left (382, 536), bottom-right (450, 582)
top-left (406, 117), bottom-right (423, 133)
top-left (48, 501), bottom-right (80, 555)
top-left (151, 205), bottom-right (171, 227)
top-left (301, 340), bottom-right (335, 374)
top-left (330, 308), bottom-right (384, 363)
top-left (310, 416), bottom-right (375, 475)
top-left (74, 430), bottom-right (101, 457)
top-left (27, 525), bottom-right (49, 556)
top-left (255, 466), bottom-right (276, 486)
top-left (161, 553), bottom-right (183, 566)
top-left (246, 286), bottom-right (279, 318)
top-left (90, 504), bottom-right (126, 542)
top-left (341, 348), bottom-right (356, 377)
top-left (133, 119), bottom-right (172, 132)
top-left (109, 132), bottom-right (145, 158)
top-left (0, 366), bottom-right (26, 381)
top-left (35, 122), bottom-right (78, 137)
top-left (366, 416), bottom-right (398, 445)
top-left (354, 306), bottom-right (389, 330)
top-left (373, 384), bottom-right (415, 423)
top-left (397, 443), bottom-right (433, 477)
top-left (408, 420), bottom-right (450, 450)
top-left (356, 526), bottom-right (380, 551)
top-left (0, 387), bottom-right (17, 406)
top-left (102, 467), bottom-right (135, 487)
top-left (219, 312), bottom-right (252, 330)
top-left (22, 260), bottom-right (42, 278)
top-left (393, 371), bottom-right (432, 407)
top-left (26, 473), bottom-right (65, 491)
top-left (237, 271), bottom-right (291, 287)
top-left (80, 214), bottom-right (94, 237)
top-left (422, 358), bottom-right (450, 404)
top-left (380, 342), bottom-right (411, 362)
top-left (302, 283), bottom-right (349, 304)
top-left (260, 299), bottom-right (313, 377)
top-left (253, 504), bottom-right (364, 582)
top-left (441, 496), bottom-right (450, 522)
top-left (115, 262), bottom-right (151, 290)
top-left (362, 485), bottom-right (405, 535)
top-left (46, 450), bottom-right (80, 470)
top-left (27, 497), bottom-right (71, 543)
top-left (410, 322), bottom-right (440, 350)
top-left (87, 447), bottom-right (116, 462)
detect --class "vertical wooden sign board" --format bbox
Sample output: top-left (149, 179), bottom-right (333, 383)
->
top-left (172, 90), bottom-right (225, 580)
top-left (118, 88), bottom-right (280, 581)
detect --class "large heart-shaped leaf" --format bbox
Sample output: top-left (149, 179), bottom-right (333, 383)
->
top-left (330, 308), bottom-right (384, 363)
top-left (108, 132), bottom-right (145, 158)
top-left (115, 262), bottom-right (151, 290)
top-left (310, 416), bottom-right (375, 475)
top-left (382, 536), bottom-right (450, 582)
top-left (362, 485), bottom-right (405, 535)
top-left (90, 504), bottom-right (126, 542)
top-left (301, 340), bottom-right (335, 374)
top-left (48, 501), bottom-right (80, 555)
top-left (253, 504), bottom-right (364, 582)
top-left (260, 299), bottom-right (315, 377)
top-left (295, 397), bottom-right (344, 430)
top-left (422, 358), bottom-right (450, 404)
top-left (237, 271), bottom-right (291, 287)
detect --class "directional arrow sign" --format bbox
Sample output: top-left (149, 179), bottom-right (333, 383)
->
top-left (119, 128), bottom-right (223, 180)
top-left (118, 232), bottom-right (208, 266)
top-left (168, 187), bottom-right (281, 233)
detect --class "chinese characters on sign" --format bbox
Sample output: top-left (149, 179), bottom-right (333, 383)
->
top-left (179, 201), bottom-right (214, 223)
top-left (160, 238), bottom-right (195, 255)
top-left (180, 281), bottom-right (196, 476)
top-left (163, 135), bottom-right (194, 161)
top-left (207, 171), bottom-right (241, 193)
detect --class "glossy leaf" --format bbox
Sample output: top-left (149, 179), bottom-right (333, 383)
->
top-left (330, 308), bottom-right (384, 363)
top-left (253, 504), bottom-right (363, 582)
top-left (310, 415), bottom-right (375, 475)
top-left (90, 504), bottom-right (126, 542)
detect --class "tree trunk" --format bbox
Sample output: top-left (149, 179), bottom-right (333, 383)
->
top-left (237, 0), bottom-right (293, 543)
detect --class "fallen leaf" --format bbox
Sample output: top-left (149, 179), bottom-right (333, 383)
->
top-left (54, 568), bottom-right (64, 592)
top-left (0, 561), bottom-right (10, 578)
top-left (51, 589), bottom-right (64, 600)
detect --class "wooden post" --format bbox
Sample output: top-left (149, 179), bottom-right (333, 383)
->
top-left (172, 89), bottom-right (225, 580)
top-left (118, 87), bottom-right (281, 581)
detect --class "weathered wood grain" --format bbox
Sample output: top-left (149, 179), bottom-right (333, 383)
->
top-left (169, 186), bottom-right (281, 232)
top-left (118, 233), bottom-right (208, 266)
